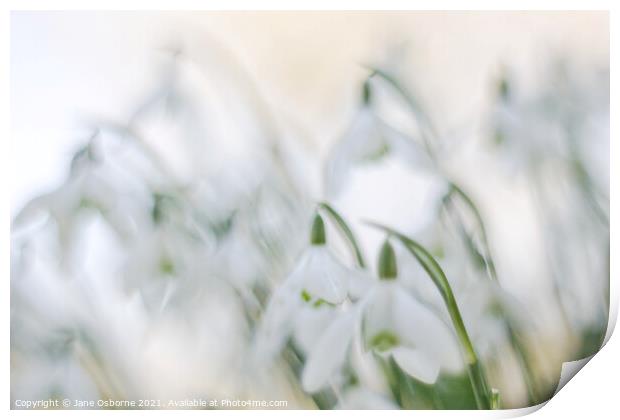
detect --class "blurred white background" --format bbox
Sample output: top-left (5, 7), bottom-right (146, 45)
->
top-left (11, 11), bottom-right (608, 212)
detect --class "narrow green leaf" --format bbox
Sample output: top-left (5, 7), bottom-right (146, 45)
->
top-left (365, 221), bottom-right (491, 409)
top-left (318, 202), bottom-right (366, 268)
top-left (365, 66), bottom-right (437, 158)
top-left (443, 183), bottom-right (541, 405)
top-left (443, 182), bottom-right (498, 282)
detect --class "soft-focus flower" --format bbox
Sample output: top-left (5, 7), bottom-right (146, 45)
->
top-left (398, 231), bottom-right (513, 360)
top-left (301, 241), bottom-right (462, 393)
top-left (255, 214), bottom-right (371, 362)
top-left (325, 83), bottom-right (435, 198)
top-left (12, 139), bottom-right (154, 271)
top-left (492, 87), bottom-right (568, 172)
top-left (324, 83), bottom-right (448, 256)
top-left (360, 281), bottom-right (463, 382)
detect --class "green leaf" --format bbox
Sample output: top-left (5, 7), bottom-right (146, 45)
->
top-left (318, 202), bottom-right (366, 268)
top-left (365, 221), bottom-right (492, 409)
top-left (443, 182), bottom-right (497, 281)
top-left (365, 66), bottom-right (437, 158)
top-left (443, 183), bottom-right (542, 405)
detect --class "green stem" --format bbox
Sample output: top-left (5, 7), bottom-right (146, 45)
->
top-left (364, 69), bottom-right (539, 407)
top-left (505, 322), bottom-right (539, 405)
top-left (443, 182), bottom-right (540, 405)
top-left (365, 67), bottom-right (437, 160)
top-left (490, 388), bottom-right (501, 409)
top-left (366, 222), bottom-right (491, 409)
top-left (445, 183), bottom-right (497, 280)
top-left (318, 202), bottom-right (366, 268)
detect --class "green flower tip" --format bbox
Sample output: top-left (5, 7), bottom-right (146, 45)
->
top-left (498, 77), bottom-right (510, 102)
top-left (378, 239), bottom-right (398, 280)
top-left (152, 193), bottom-right (167, 224)
top-left (362, 80), bottom-right (372, 105)
top-left (310, 214), bottom-right (326, 245)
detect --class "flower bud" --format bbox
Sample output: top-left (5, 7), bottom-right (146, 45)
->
top-left (498, 77), bottom-right (510, 102)
top-left (378, 239), bottom-right (398, 280)
top-left (310, 214), bottom-right (326, 245)
top-left (151, 193), bottom-right (166, 224)
top-left (362, 80), bottom-right (372, 106)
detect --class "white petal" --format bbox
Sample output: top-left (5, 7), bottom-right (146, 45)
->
top-left (334, 159), bottom-right (446, 241)
top-left (398, 249), bottom-right (446, 311)
top-left (12, 195), bottom-right (51, 232)
top-left (256, 246), bottom-right (353, 362)
top-left (301, 311), bottom-right (356, 393)
top-left (255, 283), bottom-right (302, 362)
top-left (377, 118), bottom-right (433, 171)
top-left (392, 286), bottom-right (464, 372)
top-left (300, 247), bottom-right (349, 304)
top-left (392, 347), bottom-right (440, 384)
top-left (284, 250), bottom-right (314, 290)
top-left (293, 305), bottom-right (337, 355)
top-left (325, 108), bottom-right (385, 197)
top-left (361, 283), bottom-right (397, 349)
top-left (347, 270), bottom-right (375, 301)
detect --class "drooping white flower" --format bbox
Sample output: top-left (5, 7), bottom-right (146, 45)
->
top-left (325, 104), bottom-right (434, 199)
top-left (292, 304), bottom-right (339, 355)
top-left (301, 308), bottom-right (358, 393)
top-left (301, 241), bottom-right (463, 393)
top-left (12, 139), bottom-right (154, 273)
top-left (360, 281), bottom-right (462, 382)
top-left (277, 214), bottom-right (373, 306)
top-left (255, 214), bottom-right (372, 363)
top-left (292, 246), bottom-right (349, 304)
top-left (397, 228), bottom-right (516, 361)
top-left (324, 83), bottom-right (448, 256)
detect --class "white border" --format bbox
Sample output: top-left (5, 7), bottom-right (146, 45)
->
top-left (0, 0), bottom-right (616, 11)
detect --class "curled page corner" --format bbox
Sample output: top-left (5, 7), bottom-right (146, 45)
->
top-left (602, 288), bottom-right (618, 348)
top-left (492, 354), bottom-right (599, 418)
top-left (554, 355), bottom-right (595, 396)
top-left (499, 402), bottom-right (548, 417)
top-left (547, 290), bottom-right (619, 401)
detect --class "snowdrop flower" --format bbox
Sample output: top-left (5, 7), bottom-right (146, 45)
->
top-left (300, 309), bottom-right (358, 393)
top-left (325, 82), bottom-right (434, 198)
top-left (324, 82), bottom-right (448, 256)
top-left (256, 214), bottom-right (371, 362)
top-left (301, 240), bottom-right (462, 393)
top-left (13, 142), bottom-right (151, 272)
top-left (281, 213), bottom-right (371, 305)
top-left (292, 304), bottom-right (341, 355)
top-left (490, 72), bottom-right (580, 173)
top-left (397, 231), bottom-right (516, 361)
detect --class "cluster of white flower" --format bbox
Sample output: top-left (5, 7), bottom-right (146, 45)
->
top-left (11, 42), bottom-right (608, 410)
